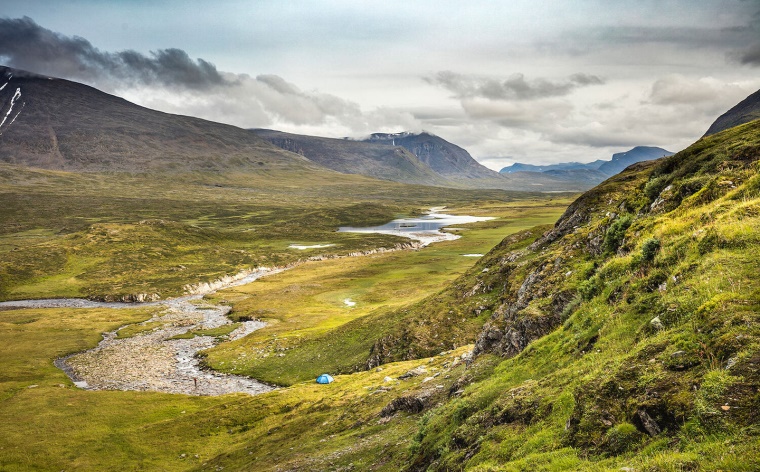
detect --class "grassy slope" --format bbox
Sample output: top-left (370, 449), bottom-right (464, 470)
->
top-left (202, 199), bottom-right (571, 385)
top-left (401, 120), bottom-right (760, 470)
top-left (0, 164), bottom-right (554, 301)
top-left (0, 301), bottom-right (484, 471)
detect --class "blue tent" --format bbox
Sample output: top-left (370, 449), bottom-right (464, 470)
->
top-left (316, 374), bottom-right (334, 384)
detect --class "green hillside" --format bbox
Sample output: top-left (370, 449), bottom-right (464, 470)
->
top-left (401, 118), bottom-right (760, 470)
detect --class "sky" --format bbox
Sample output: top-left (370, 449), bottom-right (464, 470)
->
top-left (1, 0), bottom-right (759, 170)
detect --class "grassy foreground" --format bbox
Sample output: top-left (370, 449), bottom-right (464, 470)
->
top-left (0, 302), bottom-right (483, 471)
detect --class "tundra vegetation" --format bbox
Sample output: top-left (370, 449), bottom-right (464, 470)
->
top-left (1, 119), bottom-right (759, 470)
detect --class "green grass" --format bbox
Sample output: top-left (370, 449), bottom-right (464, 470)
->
top-left (0, 164), bottom-right (565, 301)
top-left (200, 200), bottom-right (570, 385)
top-left (0, 302), bottom-right (480, 471)
top-left (396, 120), bottom-right (760, 470)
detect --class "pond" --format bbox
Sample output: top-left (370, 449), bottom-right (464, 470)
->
top-left (338, 207), bottom-right (494, 246)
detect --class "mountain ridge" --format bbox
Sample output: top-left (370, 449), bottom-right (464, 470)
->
top-left (704, 87), bottom-right (760, 136)
top-left (0, 66), bottom-right (324, 174)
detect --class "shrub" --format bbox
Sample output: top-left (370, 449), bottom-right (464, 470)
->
top-left (605, 422), bottom-right (643, 454)
top-left (641, 237), bottom-right (661, 263)
top-left (603, 215), bottom-right (633, 254)
top-left (644, 175), bottom-right (669, 201)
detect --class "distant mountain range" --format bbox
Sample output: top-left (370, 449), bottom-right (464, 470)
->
top-left (500, 146), bottom-right (674, 184)
top-left (0, 65), bottom-right (694, 193)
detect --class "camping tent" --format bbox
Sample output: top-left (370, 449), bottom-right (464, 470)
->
top-left (316, 374), bottom-right (334, 384)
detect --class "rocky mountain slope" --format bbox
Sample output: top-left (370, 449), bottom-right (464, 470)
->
top-left (364, 132), bottom-right (501, 181)
top-left (704, 87), bottom-right (760, 136)
top-left (0, 66), bottom-right (323, 174)
top-left (252, 129), bottom-right (451, 186)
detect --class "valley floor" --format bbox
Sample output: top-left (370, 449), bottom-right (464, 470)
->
top-left (0, 176), bottom-right (572, 470)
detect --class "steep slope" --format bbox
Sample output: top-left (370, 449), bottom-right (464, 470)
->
top-left (366, 132), bottom-right (502, 181)
top-left (252, 129), bottom-right (450, 185)
top-left (385, 118), bottom-right (760, 470)
top-left (704, 87), bottom-right (760, 136)
top-left (0, 66), bottom-right (321, 173)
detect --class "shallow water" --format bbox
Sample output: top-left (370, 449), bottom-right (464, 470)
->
top-left (0, 270), bottom-right (281, 396)
top-left (338, 208), bottom-right (494, 246)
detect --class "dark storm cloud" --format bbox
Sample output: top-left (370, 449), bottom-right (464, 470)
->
top-left (425, 71), bottom-right (604, 101)
top-left (0, 16), bottom-right (227, 89)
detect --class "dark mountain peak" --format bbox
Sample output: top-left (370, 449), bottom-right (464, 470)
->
top-left (704, 88), bottom-right (760, 136)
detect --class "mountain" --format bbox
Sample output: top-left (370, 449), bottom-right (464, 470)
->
top-left (259, 129), bottom-right (595, 191)
top-left (501, 146), bottom-right (672, 177)
top-left (597, 146), bottom-right (674, 175)
top-left (0, 66), bottom-right (322, 174)
top-left (704, 87), bottom-right (760, 136)
top-left (498, 146), bottom-right (673, 191)
top-left (364, 132), bottom-right (502, 181)
top-left (252, 129), bottom-right (450, 186)
top-left (500, 160), bottom-right (606, 173)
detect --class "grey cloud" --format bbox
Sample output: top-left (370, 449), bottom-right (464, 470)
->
top-left (739, 43), bottom-right (760, 65)
top-left (426, 71), bottom-right (604, 101)
top-left (0, 16), bottom-right (226, 89)
top-left (0, 17), bottom-right (364, 128)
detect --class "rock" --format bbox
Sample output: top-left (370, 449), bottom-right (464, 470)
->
top-left (379, 391), bottom-right (433, 417)
top-left (650, 316), bottom-right (664, 331)
top-left (636, 408), bottom-right (661, 436)
top-left (398, 366), bottom-right (427, 380)
top-left (383, 376), bottom-right (393, 382)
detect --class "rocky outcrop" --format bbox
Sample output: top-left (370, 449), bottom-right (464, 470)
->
top-left (380, 390), bottom-right (435, 417)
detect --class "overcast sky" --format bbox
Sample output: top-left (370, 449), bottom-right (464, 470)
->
top-left (2, 1), bottom-right (759, 169)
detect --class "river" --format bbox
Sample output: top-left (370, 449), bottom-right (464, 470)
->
top-left (0, 208), bottom-right (493, 396)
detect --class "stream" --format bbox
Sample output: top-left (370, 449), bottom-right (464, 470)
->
top-left (0, 268), bottom-right (284, 396)
top-left (0, 207), bottom-right (493, 397)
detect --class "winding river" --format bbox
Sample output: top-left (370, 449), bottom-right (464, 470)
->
top-left (0, 268), bottom-right (284, 396)
top-left (0, 208), bottom-right (493, 396)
